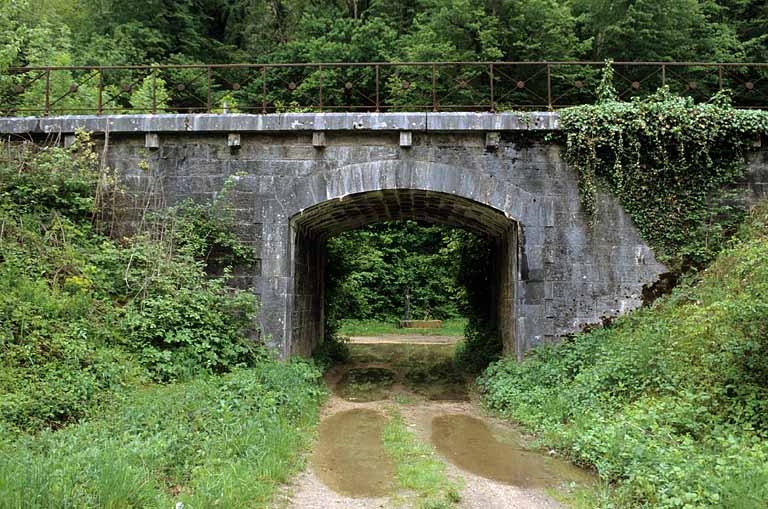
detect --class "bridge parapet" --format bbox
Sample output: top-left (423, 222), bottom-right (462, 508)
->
top-left (0, 112), bottom-right (558, 136)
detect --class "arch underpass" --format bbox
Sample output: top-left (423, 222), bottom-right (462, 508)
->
top-left (289, 189), bottom-right (519, 357)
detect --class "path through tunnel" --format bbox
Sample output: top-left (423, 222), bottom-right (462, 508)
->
top-left (289, 189), bottom-right (520, 359)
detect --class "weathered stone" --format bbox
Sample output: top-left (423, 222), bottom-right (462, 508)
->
top-left (227, 133), bottom-right (241, 147)
top-left (145, 133), bottom-right (160, 149)
top-left (312, 131), bottom-right (326, 148)
top-left (485, 132), bottom-right (501, 149)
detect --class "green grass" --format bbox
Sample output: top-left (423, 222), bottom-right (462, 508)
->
top-left (382, 409), bottom-right (461, 509)
top-left (338, 318), bottom-right (467, 337)
top-left (0, 361), bottom-right (326, 509)
top-left (479, 201), bottom-right (768, 508)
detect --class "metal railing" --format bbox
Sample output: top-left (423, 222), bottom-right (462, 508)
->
top-left (2, 61), bottom-right (766, 116)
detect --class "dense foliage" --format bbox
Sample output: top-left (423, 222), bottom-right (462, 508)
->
top-left (0, 134), bottom-right (265, 432)
top-left (452, 233), bottom-right (501, 372)
top-left (2, 0), bottom-right (767, 113)
top-left (3, 0), bottom-right (765, 67)
top-left (561, 67), bottom-right (768, 270)
top-left (0, 129), bottom-right (326, 508)
top-left (325, 223), bottom-right (501, 371)
top-left (325, 222), bottom-right (468, 323)
top-left (479, 201), bottom-right (768, 508)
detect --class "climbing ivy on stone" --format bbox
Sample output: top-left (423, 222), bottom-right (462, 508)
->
top-left (561, 66), bottom-right (768, 271)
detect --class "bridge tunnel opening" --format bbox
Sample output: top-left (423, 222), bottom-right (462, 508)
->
top-left (289, 189), bottom-right (520, 366)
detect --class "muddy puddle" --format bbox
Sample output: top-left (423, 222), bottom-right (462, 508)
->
top-left (432, 414), bottom-right (594, 488)
top-left (331, 343), bottom-right (469, 402)
top-left (312, 408), bottom-right (396, 497)
top-left (337, 367), bottom-right (396, 402)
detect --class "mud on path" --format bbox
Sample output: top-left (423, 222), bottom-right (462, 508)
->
top-left (274, 340), bottom-right (594, 509)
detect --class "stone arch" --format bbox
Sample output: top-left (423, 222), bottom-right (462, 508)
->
top-left (283, 160), bottom-right (536, 358)
top-left (287, 159), bottom-right (540, 224)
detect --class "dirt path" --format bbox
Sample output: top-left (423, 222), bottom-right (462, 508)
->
top-left (348, 335), bottom-right (461, 345)
top-left (275, 340), bottom-right (592, 509)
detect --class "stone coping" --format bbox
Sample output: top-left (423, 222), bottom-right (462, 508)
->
top-left (0, 112), bottom-right (559, 135)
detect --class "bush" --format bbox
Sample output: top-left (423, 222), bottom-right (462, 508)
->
top-left (118, 245), bottom-right (262, 381)
top-left (0, 134), bottom-right (265, 430)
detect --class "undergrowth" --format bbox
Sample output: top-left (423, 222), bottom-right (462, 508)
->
top-left (0, 362), bottom-right (325, 508)
top-left (479, 201), bottom-right (768, 508)
top-left (0, 133), bottom-right (268, 431)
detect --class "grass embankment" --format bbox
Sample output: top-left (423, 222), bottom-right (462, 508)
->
top-left (338, 318), bottom-right (467, 337)
top-left (0, 135), bottom-right (327, 507)
top-left (479, 203), bottom-right (768, 508)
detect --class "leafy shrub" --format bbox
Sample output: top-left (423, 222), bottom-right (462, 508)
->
top-left (0, 132), bottom-right (99, 221)
top-left (118, 244), bottom-right (261, 381)
top-left (116, 181), bottom-right (261, 380)
top-left (453, 317), bottom-right (499, 373)
top-left (0, 134), bottom-right (265, 429)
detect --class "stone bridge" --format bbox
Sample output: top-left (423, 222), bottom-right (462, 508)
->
top-left (1, 113), bottom-right (765, 358)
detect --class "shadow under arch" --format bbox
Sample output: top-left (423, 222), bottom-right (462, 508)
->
top-left (288, 188), bottom-right (520, 359)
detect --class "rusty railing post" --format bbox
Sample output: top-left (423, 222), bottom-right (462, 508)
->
top-left (97, 67), bottom-right (103, 115)
top-left (489, 63), bottom-right (495, 112)
top-left (207, 65), bottom-right (212, 113)
top-left (261, 65), bottom-right (267, 114)
top-left (547, 63), bottom-right (553, 110)
top-left (318, 64), bottom-right (323, 112)
top-left (151, 67), bottom-right (157, 114)
top-left (375, 64), bottom-right (380, 112)
top-left (718, 65), bottom-right (724, 90)
top-left (431, 63), bottom-right (437, 112)
top-left (44, 68), bottom-right (50, 116)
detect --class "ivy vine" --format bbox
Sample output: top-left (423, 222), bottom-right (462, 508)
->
top-left (561, 63), bottom-right (768, 271)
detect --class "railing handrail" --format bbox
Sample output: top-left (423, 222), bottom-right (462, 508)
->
top-left (3, 61), bottom-right (767, 115)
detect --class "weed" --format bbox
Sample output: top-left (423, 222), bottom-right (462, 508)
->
top-left (382, 409), bottom-right (462, 509)
top-left (0, 362), bottom-right (326, 508)
top-left (0, 134), bottom-right (327, 509)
